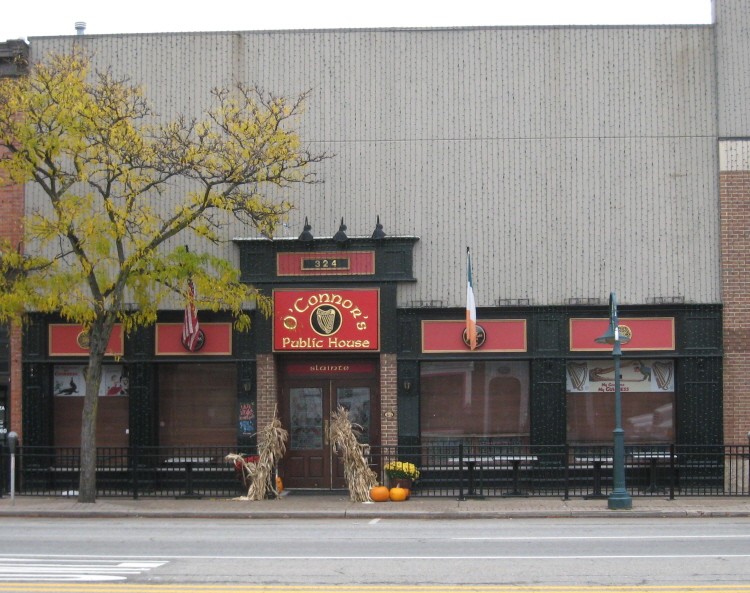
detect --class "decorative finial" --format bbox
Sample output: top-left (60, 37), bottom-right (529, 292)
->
top-left (298, 216), bottom-right (314, 243)
top-left (371, 215), bottom-right (386, 240)
top-left (333, 217), bottom-right (348, 245)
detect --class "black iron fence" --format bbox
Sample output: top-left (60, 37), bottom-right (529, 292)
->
top-left (1, 443), bottom-right (748, 499)
top-left (1, 445), bottom-right (247, 499)
top-left (378, 443), bottom-right (746, 499)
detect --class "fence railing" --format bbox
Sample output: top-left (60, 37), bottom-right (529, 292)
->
top-left (2, 443), bottom-right (748, 499)
top-left (2, 445), bottom-right (247, 499)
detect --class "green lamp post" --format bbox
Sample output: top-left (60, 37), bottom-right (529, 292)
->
top-left (595, 292), bottom-right (633, 510)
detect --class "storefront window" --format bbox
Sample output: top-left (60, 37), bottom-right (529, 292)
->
top-left (159, 363), bottom-right (237, 447)
top-left (420, 361), bottom-right (530, 445)
top-left (566, 359), bottom-right (675, 444)
top-left (53, 364), bottom-right (129, 448)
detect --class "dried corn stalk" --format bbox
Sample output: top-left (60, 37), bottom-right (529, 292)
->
top-left (226, 406), bottom-right (288, 501)
top-left (330, 404), bottom-right (378, 502)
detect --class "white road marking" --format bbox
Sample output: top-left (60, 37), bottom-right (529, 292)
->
top-left (454, 534), bottom-right (750, 541)
top-left (1, 552), bottom-right (749, 562)
top-left (0, 558), bottom-right (167, 582)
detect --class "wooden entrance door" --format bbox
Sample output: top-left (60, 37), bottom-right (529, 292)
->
top-left (282, 376), bottom-right (378, 489)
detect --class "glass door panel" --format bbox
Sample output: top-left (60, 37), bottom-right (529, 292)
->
top-left (332, 386), bottom-right (371, 488)
top-left (336, 386), bottom-right (371, 443)
top-left (290, 387), bottom-right (324, 450)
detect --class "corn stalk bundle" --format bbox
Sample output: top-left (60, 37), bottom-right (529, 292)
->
top-left (226, 406), bottom-right (288, 501)
top-left (329, 404), bottom-right (378, 502)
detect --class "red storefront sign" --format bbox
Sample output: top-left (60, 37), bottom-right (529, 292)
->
top-left (155, 323), bottom-right (233, 355)
top-left (273, 289), bottom-right (380, 351)
top-left (277, 251), bottom-right (375, 276)
top-left (421, 320), bottom-right (527, 353)
top-left (283, 361), bottom-right (378, 376)
top-left (49, 324), bottom-right (124, 357)
top-left (569, 317), bottom-right (675, 351)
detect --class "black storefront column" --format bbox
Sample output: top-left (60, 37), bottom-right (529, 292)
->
top-left (530, 358), bottom-right (567, 446)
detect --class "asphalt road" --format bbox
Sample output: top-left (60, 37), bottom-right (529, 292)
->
top-left (0, 516), bottom-right (749, 590)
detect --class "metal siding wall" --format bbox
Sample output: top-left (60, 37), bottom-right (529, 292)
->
top-left (28, 25), bottom-right (719, 309)
top-left (716, 0), bottom-right (750, 137)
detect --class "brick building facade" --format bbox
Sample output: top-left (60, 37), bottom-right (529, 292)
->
top-left (720, 145), bottom-right (750, 444)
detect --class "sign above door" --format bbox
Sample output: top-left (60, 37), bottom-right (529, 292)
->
top-left (273, 288), bottom-right (380, 352)
top-left (277, 251), bottom-right (375, 276)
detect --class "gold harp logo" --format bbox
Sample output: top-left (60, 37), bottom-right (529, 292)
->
top-left (316, 308), bottom-right (336, 334)
top-left (461, 325), bottom-right (486, 349)
top-left (310, 305), bottom-right (342, 336)
top-left (76, 331), bottom-right (91, 350)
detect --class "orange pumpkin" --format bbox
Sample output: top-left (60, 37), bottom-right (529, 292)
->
top-left (389, 486), bottom-right (409, 502)
top-left (276, 476), bottom-right (284, 493)
top-left (369, 485), bottom-right (390, 502)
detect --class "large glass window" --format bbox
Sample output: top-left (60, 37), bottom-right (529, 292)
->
top-left (53, 364), bottom-right (129, 448)
top-left (420, 361), bottom-right (530, 443)
top-left (158, 363), bottom-right (237, 447)
top-left (566, 359), bottom-right (675, 444)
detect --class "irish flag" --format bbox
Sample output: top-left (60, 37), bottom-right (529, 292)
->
top-left (466, 247), bottom-right (477, 350)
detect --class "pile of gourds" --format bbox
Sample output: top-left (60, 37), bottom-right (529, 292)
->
top-left (369, 484), bottom-right (410, 502)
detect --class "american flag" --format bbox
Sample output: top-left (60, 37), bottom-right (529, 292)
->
top-left (466, 247), bottom-right (477, 351)
top-left (182, 278), bottom-right (202, 352)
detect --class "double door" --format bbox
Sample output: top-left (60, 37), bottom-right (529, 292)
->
top-left (282, 377), bottom-right (379, 489)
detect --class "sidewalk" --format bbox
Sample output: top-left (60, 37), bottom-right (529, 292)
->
top-left (1, 493), bottom-right (750, 519)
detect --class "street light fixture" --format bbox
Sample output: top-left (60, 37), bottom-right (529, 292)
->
top-left (595, 292), bottom-right (633, 510)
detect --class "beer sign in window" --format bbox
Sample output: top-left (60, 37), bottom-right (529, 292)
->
top-left (566, 359), bottom-right (675, 444)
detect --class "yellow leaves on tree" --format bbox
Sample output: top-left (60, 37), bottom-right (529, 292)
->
top-left (0, 50), bottom-right (329, 503)
top-left (0, 51), bottom-right (328, 324)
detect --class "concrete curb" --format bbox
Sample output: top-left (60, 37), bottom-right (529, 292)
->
top-left (2, 507), bottom-right (750, 520)
top-left (2, 495), bottom-right (750, 520)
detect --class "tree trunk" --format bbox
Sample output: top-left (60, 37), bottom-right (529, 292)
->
top-left (77, 316), bottom-right (115, 503)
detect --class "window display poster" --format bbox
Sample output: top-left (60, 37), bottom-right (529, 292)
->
top-left (566, 359), bottom-right (674, 393)
top-left (566, 359), bottom-right (675, 443)
top-left (54, 365), bottom-right (128, 397)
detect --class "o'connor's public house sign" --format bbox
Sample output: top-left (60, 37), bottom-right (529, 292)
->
top-left (273, 288), bottom-right (380, 351)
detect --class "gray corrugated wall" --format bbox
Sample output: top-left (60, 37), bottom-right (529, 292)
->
top-left (28, 24), bottom-right (719, 308)
top-left (716, 0), bottom-right (750, 137)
